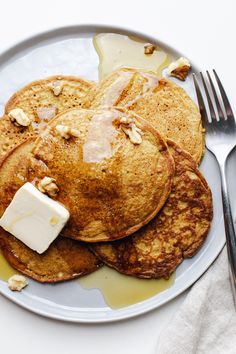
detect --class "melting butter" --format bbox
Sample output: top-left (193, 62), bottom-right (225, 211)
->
top-left (83, 110), bottom-right (119, 163)
top-left (93, 33), bottom-right (171, 80)
top-left (79, 266), bottom-right (174, 309)
top-left (100, 71), bottom-right (133, 106)
top-left (0, 250), bottom-right (18, 281)
top-left (125, 72), bottom-right (159, 108)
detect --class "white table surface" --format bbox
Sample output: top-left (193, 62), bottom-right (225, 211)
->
top-left (0, 0), bottom-right (235, 353)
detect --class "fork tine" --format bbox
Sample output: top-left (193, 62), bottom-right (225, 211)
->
top-left (213, 70), bottom-right (234, 119)
top-left (206, 70), bottom-right (225, 120)
top-left (200, 72), bottom-right (217, 121)
top-left (192, 73), bottom-right (211, 130)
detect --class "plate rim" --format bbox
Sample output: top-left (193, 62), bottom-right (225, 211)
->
top-left (0, 24), bottom-right (225, 323)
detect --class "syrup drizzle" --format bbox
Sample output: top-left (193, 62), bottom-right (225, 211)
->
top-left (83, 110), bottom-right (120, 163)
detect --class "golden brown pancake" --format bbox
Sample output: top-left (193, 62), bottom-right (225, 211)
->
top-left (0, 75), bottom-right (95, 161)
top-left (0, 139), bottom-right (35, 217)
top-left (90, 68), bottom-right (204, 163)
top-left (0, 140), bottom-right (102, 283)
top-left (28, 107), bottom-right (174, 242)
top-left (92, 140), bottom-right (212, 279)
top-left (0, 229), bottom-right (101, 283)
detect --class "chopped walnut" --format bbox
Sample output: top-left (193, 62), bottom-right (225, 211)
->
top-left (49, 81), bottom-right (63, 96)
top-left (120, 117), bottom-right (143, 145)
top-left (8, 275), bottom-right (28, 291)
top-left (171, 66), bottom-right (191, 81)
top-left (38, 177), bottom-right (59, 198)
top-left (167, 57), bottom-right (191, 81)
top-left (144, 43), bottom-right (156, 55)
top-left (55, 124), bottom-right (80, 139)
top-left (8, 108), bottom-right (31, 127)
top-left (120, 116), bottom-right (133, 125)
top-left (16, 173), bottom-right (26, 182)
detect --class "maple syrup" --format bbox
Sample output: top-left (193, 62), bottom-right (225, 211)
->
top-left (79, 266), bottom-right (174, 309)
top-left (93, 33), bottom-right (171, 80)
top-left (0, 250), bottom-right (17, 281)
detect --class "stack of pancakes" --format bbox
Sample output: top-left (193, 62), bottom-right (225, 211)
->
top-left (0, 69), bottom-right (213, 283)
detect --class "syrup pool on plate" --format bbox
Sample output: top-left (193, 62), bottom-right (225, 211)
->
top-left (0, 251), bottom-right (17, 281)
top-left (79, 266), bottom-right (174, 309)
top-left (93, 33), bottom-right (172, 80)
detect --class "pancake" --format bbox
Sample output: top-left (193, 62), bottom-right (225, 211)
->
top-left (0, 139), bottom-right (35, 217)
top-left (28, 107), bottom-right (174, 242)
top-left (90, 68), bottom-right (204, 163)
top-left (0, 75), bottom-right (95, 161)
top-left (0, 229), bottom-right (101, 283)
top-left (92, 140), bottom-right (213, 279)
top-left (0, 140), bottom-right (102, 283)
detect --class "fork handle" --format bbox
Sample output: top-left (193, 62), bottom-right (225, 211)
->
top-left (218, 159), bottom-right (236, 305)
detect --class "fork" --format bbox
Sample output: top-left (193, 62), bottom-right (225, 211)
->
top-left (193, 70), bottom-right (236, 305)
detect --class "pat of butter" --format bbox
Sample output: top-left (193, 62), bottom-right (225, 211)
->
top-left (0, 183), bottom-right (69, 254)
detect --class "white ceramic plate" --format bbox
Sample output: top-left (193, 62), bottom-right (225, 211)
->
top-left (0, 25), bottom-right (231, 323)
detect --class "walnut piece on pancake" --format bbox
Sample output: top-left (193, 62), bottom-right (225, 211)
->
top-left (8, 108), bottom-right (31, 127)
top-left (38, 177), bottom-right (59, 198)
top-left (119, 117), bottom-right (143, 145)
top-left (8, 274), bottom-right (28, 291)
top-left (55, 124), bottom-right (80, 139)
top-left (49, 80), bottom-right (63, 96)
top-left (167, 57), bottom-right (191, 81)
top-left (144, 43), bottom-right (156, 55)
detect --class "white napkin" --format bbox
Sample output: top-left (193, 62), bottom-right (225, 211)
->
top-left (157, 247), bottom-right (236, 354)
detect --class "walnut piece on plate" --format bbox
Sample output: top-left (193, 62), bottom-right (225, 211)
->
top-left (144, 43), bottom-right (156, 55)
top-left (8, 275), bottom-right (28, 291)
top-left (167, 57), bottom-right (191, 81)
